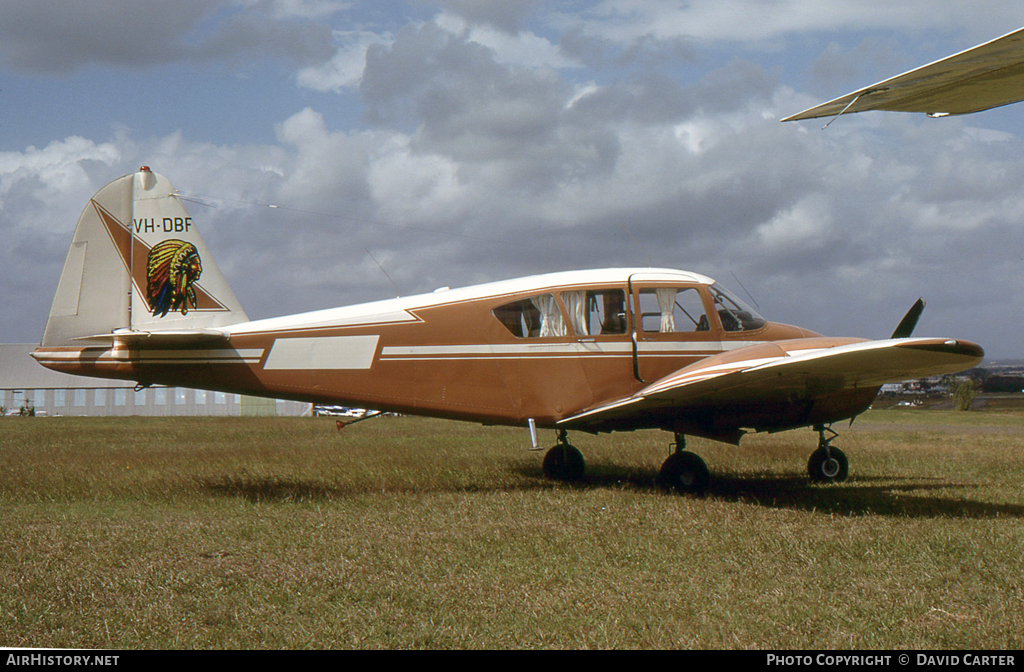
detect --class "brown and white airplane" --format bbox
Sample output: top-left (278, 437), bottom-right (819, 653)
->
top-left (32, 167), bottom-right (983, 494)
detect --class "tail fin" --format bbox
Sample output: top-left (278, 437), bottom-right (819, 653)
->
top-left (41, 167), bottom-right (248, 346)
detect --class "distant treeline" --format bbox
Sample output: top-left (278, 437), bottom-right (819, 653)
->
top-left (979, 374), bottom-right (1024, 393)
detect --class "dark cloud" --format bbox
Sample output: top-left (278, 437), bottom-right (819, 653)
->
top-left (694, 59), bottom-right (778, 112)
top-left (0, 0), bottom-right (334, 74)
top-left (566, 72), bottom-right (696, 124)
top-left (807, 37), bottom-right (906, 98)
top-left (560, 29), bottom-right (699, 70)
top-left (191, 12), bottom-right (336, 65)
top-left (360, 21), bottom-right (585, 187)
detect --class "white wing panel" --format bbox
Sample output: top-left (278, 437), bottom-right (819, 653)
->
top-left (559, 337), bottom-right (983, 429)
top-left (784, 27), bottom-right (1024, 120)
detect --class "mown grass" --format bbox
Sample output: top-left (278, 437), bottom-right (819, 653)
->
top-left (1, 408), bottom-right (1023, 649)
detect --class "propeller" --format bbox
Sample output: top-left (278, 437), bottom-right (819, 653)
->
top-left (890, 298), bottom-right (925, 339)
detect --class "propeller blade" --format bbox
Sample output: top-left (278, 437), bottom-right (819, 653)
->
top-left (891, 298), bottom-right (925, 339)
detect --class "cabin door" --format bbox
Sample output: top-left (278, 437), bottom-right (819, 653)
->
top-left (630, 283), bottom-right (724, 384)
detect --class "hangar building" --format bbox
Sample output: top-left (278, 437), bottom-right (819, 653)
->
top-left (0, 344), bottom-right (309, 417)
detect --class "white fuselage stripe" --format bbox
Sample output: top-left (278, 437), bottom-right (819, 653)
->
top-left (33, 349), bottom-right (264, 365)
top-left (379, 341), bottom-right (762, 359)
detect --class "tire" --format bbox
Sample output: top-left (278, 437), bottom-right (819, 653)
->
top-left (807, 446), bottom-right (849, 483)
top-left (542, 444), bottom-right (586, 481)
top-left (658, 451), bottom-right (711, 496)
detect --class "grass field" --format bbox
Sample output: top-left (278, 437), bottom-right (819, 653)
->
top-left (1, 405), bottom-right (1023, 649)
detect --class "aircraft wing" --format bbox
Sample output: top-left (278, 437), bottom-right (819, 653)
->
top-left (783, 27), bottom-right (1024, 121)
top-left (558, 337), bottom-right (983, 439)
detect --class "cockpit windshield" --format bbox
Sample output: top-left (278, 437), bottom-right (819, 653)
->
top-left (709, 283), bottom-right (766, 332)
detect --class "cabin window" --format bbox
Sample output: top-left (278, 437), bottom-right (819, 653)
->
top-left (638, 288), bottom-right (710, 333)
top-left (492, 294), bottom-right (567, 338)
top-left (561, 289), bottom-right (627, 336)
top-left (710, 283), bottom-right (766, 332)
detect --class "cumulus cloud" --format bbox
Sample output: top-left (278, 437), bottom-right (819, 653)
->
top-left (567, 0), bottom-right (1024, 45)
top-left (421, 0), bottom-right (545, 33)
top-left (0, 138), bottom-right (121, 229)
top-left (297, 30), bottom-right (395, 91)
top-left (0, 137), bottom-right (122, 338)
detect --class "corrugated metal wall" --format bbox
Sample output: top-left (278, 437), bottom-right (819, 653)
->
top-left (1, 344), bottom-right (309, 417)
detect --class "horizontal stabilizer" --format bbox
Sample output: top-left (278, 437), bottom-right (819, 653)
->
top-left (71, 329), bottom-right (229, 346)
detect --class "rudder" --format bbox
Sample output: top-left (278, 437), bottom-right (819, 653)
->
top-left (41, 167), bottom-right (248, 346)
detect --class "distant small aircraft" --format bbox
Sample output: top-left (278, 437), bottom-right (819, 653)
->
top-left (32, 168), bottom-right (983, 494)
top-left (784, 26), bottom-right (1024, 123)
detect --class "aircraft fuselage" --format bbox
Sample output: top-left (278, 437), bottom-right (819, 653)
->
top-left (34, 268), bottom-right (837, 435)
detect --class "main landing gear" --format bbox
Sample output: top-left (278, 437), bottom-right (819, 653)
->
top-left (542, 429), bottom-right (586, 481)
top-left (540, 426), bottom-right (847, 490)
top-left (540, 429), bottom-right (711, 495)
top-left (807, 425), bottom-right (849, 483)
top-left (657, 433), bottom-right (710, 496)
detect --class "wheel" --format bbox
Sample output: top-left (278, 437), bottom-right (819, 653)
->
top-left (542, 444), bottom-right (585, 481)
top-left (658, 451), bottom-right (710, 496)
top-left (807, 446), bottom-right (849, 483)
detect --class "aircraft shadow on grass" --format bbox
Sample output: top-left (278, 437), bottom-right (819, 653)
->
top-left (198, 468), bottom-right (1024, 520)
top-left (198, 474), bottom-right (368, 504)
top-left (578, 468), bottom-right (1024, 519)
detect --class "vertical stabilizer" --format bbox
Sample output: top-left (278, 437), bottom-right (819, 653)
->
top-left (41, 167), bottom-right (248, 346)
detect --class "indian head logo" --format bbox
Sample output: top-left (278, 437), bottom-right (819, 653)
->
top-left (146, 239), bottom-right (203, 317)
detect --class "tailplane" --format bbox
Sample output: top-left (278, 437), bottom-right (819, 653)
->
top-left (41, 167), bottom-right (248, 346)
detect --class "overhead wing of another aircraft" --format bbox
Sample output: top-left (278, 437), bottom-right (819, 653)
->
top-left (783, 26), bottom-right (1024, 121)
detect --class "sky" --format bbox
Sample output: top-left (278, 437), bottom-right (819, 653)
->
top-left (2, 0), bottom-right (1024, 360)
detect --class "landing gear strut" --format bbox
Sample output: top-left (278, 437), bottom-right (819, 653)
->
top-left (658, 433), bottom-right (710, 496)
top-left (807, 425), bottom-right (849, 483)
top-left (542, 430), bottom-right (585, 481)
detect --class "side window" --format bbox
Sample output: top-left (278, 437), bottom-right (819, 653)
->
top-left (492, 294), bottom-right (567, 338)
top-left (639, 288), bottom-right (710, 333)
top-left (561, 289), bottom-right (627, 336)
